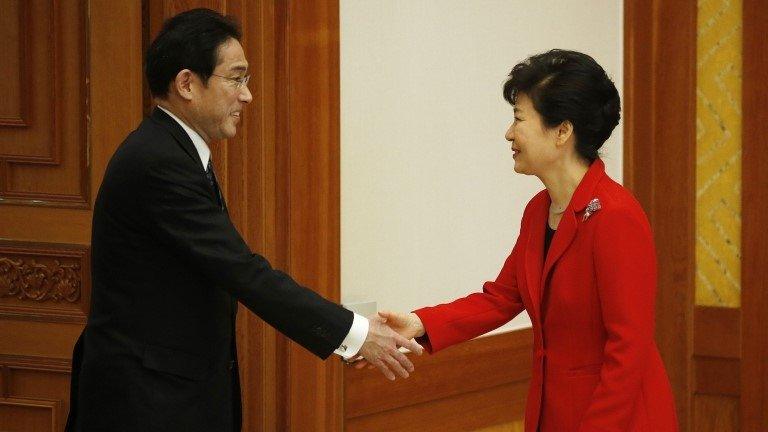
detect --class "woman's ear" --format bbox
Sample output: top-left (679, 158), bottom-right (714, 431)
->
top-left (556, 120), bottom-right (574, 147)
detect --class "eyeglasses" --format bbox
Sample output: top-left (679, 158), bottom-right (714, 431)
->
top-left (211, 73), bottom-right (251, 89)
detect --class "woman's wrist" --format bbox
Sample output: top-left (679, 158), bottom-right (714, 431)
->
top-left (409, 313), bottom-right (426, 337)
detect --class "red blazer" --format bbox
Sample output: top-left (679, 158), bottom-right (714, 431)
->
top-left (415, 159), bottom-right (678, 432)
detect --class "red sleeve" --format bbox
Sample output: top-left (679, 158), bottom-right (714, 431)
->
top-left (578, 207), bottom-right (657, 432)
top-left (413, 242), bottom-right (525, 353)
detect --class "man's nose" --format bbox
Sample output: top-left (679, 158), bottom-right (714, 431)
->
top-left (240, 86), bottom-right (253, 103)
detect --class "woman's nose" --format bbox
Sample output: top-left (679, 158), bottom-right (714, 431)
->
top-left (505, 124), bottom-right (514, 142)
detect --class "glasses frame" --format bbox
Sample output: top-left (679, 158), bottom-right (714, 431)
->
top-left (210, 73), bottom-right (251, 89)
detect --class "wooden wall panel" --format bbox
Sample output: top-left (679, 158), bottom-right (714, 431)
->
top-left (0, 355), bottom-right (71, 432)
top-left (0, 398), bottom-right (59, 432)
top-left (693, 395), bottom-right (739, 432)
top-left (0, 2), bottom-right (145, 432)
top-left (285, 1), bottom-right (343, 430)
top-left (0, 0), bottom-right (29, 127)
top-left (623, 1), bottom-right (697, 429)
top-left (693, 306), bottom-right (741, 430)
top-left (0, 0), bottom-right (89, 208)
top-left (741, 0), bottom-right (768, 429)
top-left (345, 329), bottom-right (532, 431)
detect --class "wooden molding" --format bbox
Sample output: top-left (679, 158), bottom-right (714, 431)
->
top-left (693, 307), bottom-right (741, 398)
top-left (0, 0), bottom-right (30, 127)
top-left (694, 306), bottom-right (741, 360)
top-left (741, 0), bottom-right (768, 429)
top-left (0, 397), bottom-right (60, 431)
top-left (623, 1), bottom-right (697, 429)
top-left (0, 0), bottom-right (91, 208)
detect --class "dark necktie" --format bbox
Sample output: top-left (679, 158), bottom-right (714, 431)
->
top-left (205, 159), bottom-right (223, 209)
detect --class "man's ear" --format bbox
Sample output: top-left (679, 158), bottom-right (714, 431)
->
top-left (172, 69), bottom-right (195, 101)
top-left (555, 120), bottom-right (574, 147)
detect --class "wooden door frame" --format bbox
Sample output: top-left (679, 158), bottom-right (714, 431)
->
top-left (623, 1), bottom-right (697, 430)
top-left (741, 0), bottom-right (768, 429)
top-left (235, 1), bottom-right (344, 430)
top-left (626, 1), bottom-right (768, 431)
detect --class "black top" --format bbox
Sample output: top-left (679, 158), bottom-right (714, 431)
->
top-left (544, 221), bottom-right (556, 258)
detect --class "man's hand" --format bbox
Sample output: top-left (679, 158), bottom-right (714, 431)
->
top-left (356, 314), bottom-right (424, 380)
top-left (353, 311), bottom-right (426, 372)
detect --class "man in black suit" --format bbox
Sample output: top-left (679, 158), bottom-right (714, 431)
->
top-left (65, 9), bottom-right (421, 432)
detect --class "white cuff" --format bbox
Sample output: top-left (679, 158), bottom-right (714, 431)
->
top-left (334, 313), bottom-right (369, 360)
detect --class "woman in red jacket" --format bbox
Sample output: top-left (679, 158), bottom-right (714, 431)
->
top-left (365, 50), bottom-right (678, 432)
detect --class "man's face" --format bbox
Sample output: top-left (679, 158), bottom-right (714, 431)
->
top-left (190, 38), bottom-right (252, 142)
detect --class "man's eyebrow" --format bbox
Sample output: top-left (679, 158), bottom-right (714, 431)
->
top-left (229, 65), bottom-right (248, 72)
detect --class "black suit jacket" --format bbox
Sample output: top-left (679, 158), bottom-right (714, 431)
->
top-left (65, 108), bottom-right (353, 432)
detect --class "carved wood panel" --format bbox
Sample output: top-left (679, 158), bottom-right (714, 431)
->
top-left (0, 241), bottom-right (89, 324)
top-left (0, 0), bottom-right (89, 208)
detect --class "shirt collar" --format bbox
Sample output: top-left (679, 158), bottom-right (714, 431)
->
top-left (157, 105), bottom-right (210, 170)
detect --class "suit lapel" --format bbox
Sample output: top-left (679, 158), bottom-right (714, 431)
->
top-left (541, 209), bottom-right (577, 295)
top-left (524, 194), bottom-right (547, 322)
top-left (529, 159), bottom-right (608, 319)
top-left (150, 107), bottom-right (225, 209)
top-left (150, 107), bottom-right (205, 169)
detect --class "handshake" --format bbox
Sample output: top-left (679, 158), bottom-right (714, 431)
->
top-left (349, 311), bottom-right (427, 381)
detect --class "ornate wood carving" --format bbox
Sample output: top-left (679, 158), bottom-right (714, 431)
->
top-left (0, 257), bottom-right (81, 303)
top-left (0, 241), bottom-right (89, 323)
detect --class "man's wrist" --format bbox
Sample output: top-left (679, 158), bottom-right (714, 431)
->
top-left (334, 313), bottom-right (369, 360)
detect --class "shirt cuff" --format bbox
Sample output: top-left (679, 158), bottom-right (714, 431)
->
top-left (334, 313), bottom-right (369, 360)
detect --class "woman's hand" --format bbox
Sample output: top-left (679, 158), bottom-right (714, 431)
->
top-left (377, 310), bottom-right (426, 339)
top-left (352, 311), bottom-right (425, 370)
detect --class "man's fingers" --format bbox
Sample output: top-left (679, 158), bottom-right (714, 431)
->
top-left (373, 359), bottom-right (396, 381)
top-left (382, 351), bottom-right (409, 378)
top-left (390, 347), bottom-right (415, 373)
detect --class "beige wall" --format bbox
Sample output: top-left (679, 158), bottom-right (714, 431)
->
top-left (340, 0), bottom-right (623, 334)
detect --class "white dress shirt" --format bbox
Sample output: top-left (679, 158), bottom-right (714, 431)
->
top-left (157, 105), bottom-right (368, 359)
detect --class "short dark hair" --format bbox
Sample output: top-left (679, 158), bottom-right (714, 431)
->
top-left (503, 49), bottom-right (621, 161)
top-left (145, 8), bottom-right (241, 98)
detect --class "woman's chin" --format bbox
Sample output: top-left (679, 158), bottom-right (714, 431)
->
top-left (513, 162), bottom-right (528, 175)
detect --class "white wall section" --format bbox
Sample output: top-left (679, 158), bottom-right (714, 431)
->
top-left (341, 0), bottom-right (623, 335)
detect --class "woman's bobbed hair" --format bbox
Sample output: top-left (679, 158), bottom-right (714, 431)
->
top-left (503, 49), bottom-right (621, 161)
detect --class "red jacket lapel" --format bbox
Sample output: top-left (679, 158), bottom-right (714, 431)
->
top-left (525, 159), bottom-right (607, 321)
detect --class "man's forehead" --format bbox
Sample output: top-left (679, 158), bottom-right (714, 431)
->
top-left (215, 39), bottom-right (249, 71)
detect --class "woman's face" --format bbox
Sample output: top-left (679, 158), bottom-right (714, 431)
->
top-left (505, 93), bottom-right (562, 176)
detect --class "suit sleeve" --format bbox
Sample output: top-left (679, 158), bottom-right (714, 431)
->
top-left (578, 208), bottom-right (657, 432)
top-left (413, 241), bottom-right (525, 353)
top-left (141, 158), bottom-right (352, 359)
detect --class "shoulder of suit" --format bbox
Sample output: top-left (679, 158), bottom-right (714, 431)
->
top-left (115, 117), bottom-right (188, 167)
top-left (524, 189), bottom-right (549, 211)
top-left (591, 176), bottom-right (651, 228)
